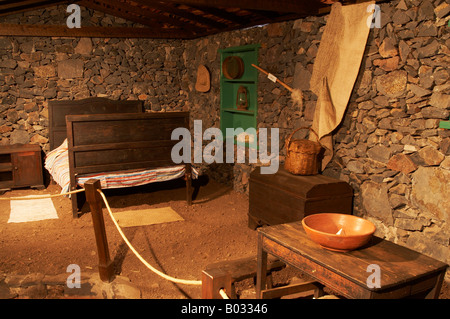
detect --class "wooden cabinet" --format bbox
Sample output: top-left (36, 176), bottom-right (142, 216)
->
top-left (0, 144), bottom-right (44, 192)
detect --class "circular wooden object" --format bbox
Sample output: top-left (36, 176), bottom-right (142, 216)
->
top-left (222, 56), bottom-right (245, 79)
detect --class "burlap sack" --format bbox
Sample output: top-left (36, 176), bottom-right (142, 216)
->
top-left (309, 1), bottom-right (375, 170)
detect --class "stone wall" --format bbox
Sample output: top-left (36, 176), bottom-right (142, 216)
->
top-left (0, 6), bottom-right (187, 153)
top-left (185, 0), bottom-right (450, 267)
top-left (0, 1), bottom-right (449, 266)
top-left (328, 0), bottom-right (449, 266)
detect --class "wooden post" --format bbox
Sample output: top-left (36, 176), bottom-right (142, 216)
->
top-left (202, 268), bottom-right (232, 299)
top-left (185, 164), bottom-right (192, 205)
top-left (84, 179), bottom-right (115, 283)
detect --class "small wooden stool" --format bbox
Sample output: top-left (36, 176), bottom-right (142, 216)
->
top-left (203, 255), bottom-right (285, 299)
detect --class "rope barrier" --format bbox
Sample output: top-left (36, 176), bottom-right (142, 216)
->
top-left (0, 188), bottom-right (85, 200)
top-left (1, 185), bottom-right (232, 295)
top-left (97, 189), bottom-right (202, 286)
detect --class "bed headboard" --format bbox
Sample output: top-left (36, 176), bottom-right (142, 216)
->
top-left (48, 97), bottom-right (144, 151)
top-left (65, 112), bottom-right (190, 177)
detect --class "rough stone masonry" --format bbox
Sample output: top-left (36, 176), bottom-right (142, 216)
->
top-left (0, 1), bottom-right (449, 273)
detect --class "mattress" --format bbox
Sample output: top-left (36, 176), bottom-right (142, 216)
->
top-left (45, 139), bottom-right (197, 194)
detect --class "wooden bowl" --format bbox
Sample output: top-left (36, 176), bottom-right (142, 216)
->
top-left (302, 213), bottom-right (376, 252)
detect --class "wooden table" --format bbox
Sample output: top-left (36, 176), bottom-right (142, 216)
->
top-left (256, 222), bottom-right (448, 299)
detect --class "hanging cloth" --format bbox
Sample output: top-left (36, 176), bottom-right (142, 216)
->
top-left (310, 1), bottom-right (375, 170)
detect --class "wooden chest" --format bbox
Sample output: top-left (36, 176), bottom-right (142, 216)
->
top-left (248, 167), bottom-right (353, 229)
top-left (0, 144), bottom-right (44, 193)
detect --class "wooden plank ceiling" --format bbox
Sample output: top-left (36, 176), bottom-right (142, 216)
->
top-left (0, 0), bottom-right (367, 39)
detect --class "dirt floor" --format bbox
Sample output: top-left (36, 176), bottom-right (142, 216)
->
top-left (0, 176), bottom-right (448, 299)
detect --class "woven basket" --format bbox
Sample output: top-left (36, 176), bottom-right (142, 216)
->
top-left (284, 127), bottom-right (323, 175)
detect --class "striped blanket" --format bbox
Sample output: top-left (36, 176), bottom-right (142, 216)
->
top-left (45, 139), bottom-right (197, 194)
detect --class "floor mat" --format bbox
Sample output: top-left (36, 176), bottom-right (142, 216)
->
top-left (112, 206), bottom-right (184, 228)
top-left (8, 195), bottom-right (59, 223)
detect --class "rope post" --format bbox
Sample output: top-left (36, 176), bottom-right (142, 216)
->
top-left (185, 164), bottom-right (192, 205)
top-left (201, 268), bottom-right (232, 299)
top-left (84, 179), bottom-right (115, 283)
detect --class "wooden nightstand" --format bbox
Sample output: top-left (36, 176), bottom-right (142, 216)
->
top-left (0, 144), bottom-right (45, 193)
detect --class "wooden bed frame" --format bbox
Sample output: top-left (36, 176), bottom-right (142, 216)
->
top-left (48, 98), bottom-right (192, 218)
top-left (48, 97), bottom-right (144, 151)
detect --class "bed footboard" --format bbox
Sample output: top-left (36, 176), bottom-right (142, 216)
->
top-left (66, 112), bottom-right (191, 218)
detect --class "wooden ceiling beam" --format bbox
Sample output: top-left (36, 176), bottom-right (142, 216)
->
top-left (78, 0), bottom-right (160, 28)
top-left (131, 0), bottom-right (227, 30)
top-left (0, 23), bottom-right (196, 38)
top-left (187, 5), bottom-right (250, 25)
top-left (79, 0), bottom-right (205, 33)
top-left (250, 9), bottom-right (284, 20)
top-left (0, 0), bottom-right (336, 39)
top-left (0, 0), bottom-right (71, 17)
top-left (0, 0), bottom-right (62, 11)
top-left (159, 0), bottom-right (326, 15)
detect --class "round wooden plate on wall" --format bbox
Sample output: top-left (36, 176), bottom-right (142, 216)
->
top-left (222, 56), bottom-right (245, 79)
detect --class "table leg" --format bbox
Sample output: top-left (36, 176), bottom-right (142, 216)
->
top-left (256, 233), bottom-right (268, 299)
top-left (425, 271), bottom-right (446, 299)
